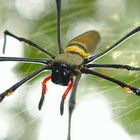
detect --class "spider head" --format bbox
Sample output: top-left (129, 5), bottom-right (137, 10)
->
top-left (51, 62), bottom-right (73, 86)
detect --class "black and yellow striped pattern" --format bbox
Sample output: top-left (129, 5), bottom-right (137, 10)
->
top-left (65, 30), bottom-right (101, 59)
top-left (65, 43), bottom-right (88, 58)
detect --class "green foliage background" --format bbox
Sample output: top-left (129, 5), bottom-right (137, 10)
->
top-left (0, 0), bottom-right (140, 140)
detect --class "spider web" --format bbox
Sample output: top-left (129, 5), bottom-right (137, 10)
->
top-left (0, 0), bottom-right (140, 140)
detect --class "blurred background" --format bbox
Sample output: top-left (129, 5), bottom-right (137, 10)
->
top-left (0, 0), bottom-right (140, 140)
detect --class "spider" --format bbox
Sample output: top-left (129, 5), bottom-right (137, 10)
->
top-left (0, 0), bottom-right (140, 140)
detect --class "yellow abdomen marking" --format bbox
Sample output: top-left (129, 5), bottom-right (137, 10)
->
top-left (65, 45), bottom-right (88, 59)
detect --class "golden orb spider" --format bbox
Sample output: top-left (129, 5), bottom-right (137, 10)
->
top-left (0, 0), bottom-right (140, 140)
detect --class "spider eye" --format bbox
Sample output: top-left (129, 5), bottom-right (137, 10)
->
top-left (55, 69), bottom-right (59, 73)
top-left (63, 71), bottom-right (67, 76)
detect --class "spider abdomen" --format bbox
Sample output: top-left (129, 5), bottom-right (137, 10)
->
top-left (65, 30), bottom-right (101, 59)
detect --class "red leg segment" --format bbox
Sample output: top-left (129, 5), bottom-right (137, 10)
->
top-left (62, 79), bottom-right (74, 100)
top-left (42, 76), bottom-right (51, 94)
top-left (60, 78), bottom-right (74, 115)
top-left (38, 75), bottom-right (51, 110)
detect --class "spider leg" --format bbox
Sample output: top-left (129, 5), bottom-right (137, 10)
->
top-left (85, 26), bottom-right (140, 63)
top-left (56, 0), bottom-right (64, 53)
top-left (38, 76), bottom-right (51, 110)
top-left (86, 64), bottom-right (140, 71)
top-left (81, 68), bottom-right (140, 95)
top-left (67, 73), bottom-right (81, 140)
top-left (0, 56), bottom-right (50, 64)
top-left (0, 64), bottom-right (52, 102)
top-left (60, 78), bottom-right (74, 115)
top-left (3, 30), bottom-right (55, 59)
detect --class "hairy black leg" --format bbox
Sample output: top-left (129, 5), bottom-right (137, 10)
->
top-left (81, 68), bottom-right (140, 96)
top-left (0, 64), bottom-right (52, 102)
top-left (67, 73), bottom-right (81, 140)
top-left (86, 64), bottom-right (140, 71)
top-left (3, 30), bottom-right (55, 59)
top-left (85, 26), bottom-right (140, 63)
top-left (0, 56), bottom-right (51, 64)
top-left (56, 0), bottom-right (64, 53)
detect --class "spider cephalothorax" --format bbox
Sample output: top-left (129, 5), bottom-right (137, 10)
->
top-left (51, 62), bottom-right (74, 86)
